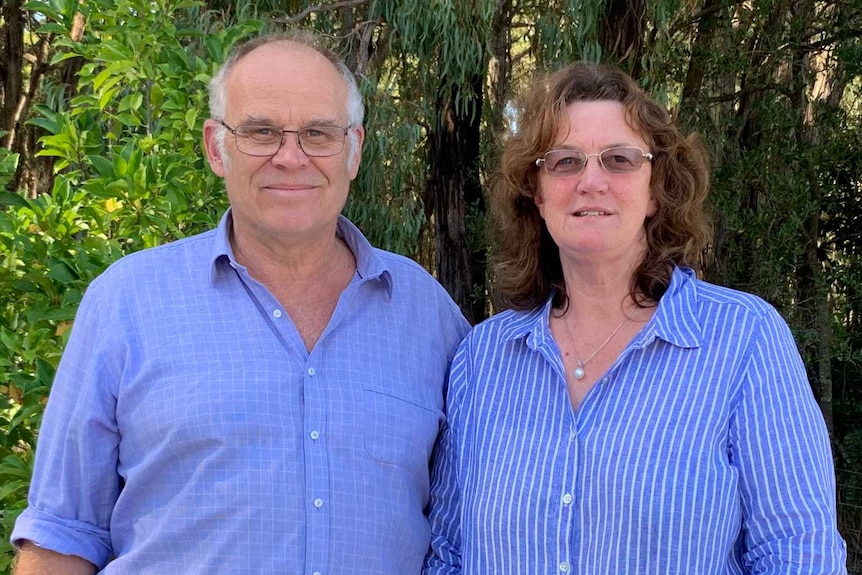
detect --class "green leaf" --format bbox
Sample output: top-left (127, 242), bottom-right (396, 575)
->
top-left (49, 50), bottom-right (85, 65)
top-left (0, 480), bottom-right (28, 502)
top-left (0, 328), bottom-right (19, 352)
top-left (89, 155), bottom-right (115, 177)
top-left (7, 405), bottom-right (43, 434)
top-left (185, 108), bottom-right (198, 130)
top-left (0, 192), bottom-right (29, 209)
top-left (0, 465), bottom-right (31, 482)
top-left (47, 262), bottom-right (76, 285)
top-left (34, 22), bottom-right (69, 35)
top-left (39, 306), bottom-right (78, 322)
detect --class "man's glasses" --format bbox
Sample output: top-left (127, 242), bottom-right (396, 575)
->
top-left (219, 121), bottom-right (350, 158)
top-left (535, 146), bottom-right (653, 176)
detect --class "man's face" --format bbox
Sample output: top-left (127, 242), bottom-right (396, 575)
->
top-left (203, 42), bottom-right (364, 249)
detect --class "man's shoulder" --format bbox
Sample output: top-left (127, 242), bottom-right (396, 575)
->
top-left (370, 248), bottom-right (469, 331)
top-left (371, 248), bottom-right (434, 278)
top-left (371, 248), bottom-right (460, 299)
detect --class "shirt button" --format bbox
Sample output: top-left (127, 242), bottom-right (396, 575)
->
top-left (313, 572), bottom-right (321, 575)
top-left (272, 309), bottom-right (282, 318)
top-left (309, 430), bottom-right (320, 440)
top-left (562, 493), bottom-right (573, 505)
top-left (559, 561), bottom-right (570, 573)
top-left (313, 498), bottom-right (323, 508)
top-left (307, 367), bottom-right (316, 376)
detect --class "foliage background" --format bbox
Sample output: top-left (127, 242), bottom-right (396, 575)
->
top-left (1, 0), bottom-right (861, 572)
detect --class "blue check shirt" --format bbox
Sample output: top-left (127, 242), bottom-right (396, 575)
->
top-left (13, 211), bottom-right (469, 574)
top-left (425, 267), bottom-right (847, 575)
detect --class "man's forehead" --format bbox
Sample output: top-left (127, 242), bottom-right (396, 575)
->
top-left (224, 43), bottom-right (349, 121)
top-left (230, 40), bottom-right (342, 82)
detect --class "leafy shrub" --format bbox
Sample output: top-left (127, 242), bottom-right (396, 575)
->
top-left (0, 0), bottom-right (261, 569)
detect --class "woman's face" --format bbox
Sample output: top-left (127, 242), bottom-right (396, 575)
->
top-left (534, 100), bottom-right (655, 269)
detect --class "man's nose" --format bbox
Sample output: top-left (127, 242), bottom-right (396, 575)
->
top-left (270, 131), bottom-right (308, 166)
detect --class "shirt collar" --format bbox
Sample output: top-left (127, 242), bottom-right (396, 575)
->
top-left (208, 209), bottom-right (393, 296)
top-left (499, 298), bottom-right (555, 350)
top-left (336, 215), bottom-right (393, 296)
top-left (497, 266), bottom-right (703, 351)
top-left (637, 266), bottom-right (702, 349)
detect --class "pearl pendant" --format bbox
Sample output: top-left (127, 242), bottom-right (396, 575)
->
top-left (573, 363), bottom-right (585, 380)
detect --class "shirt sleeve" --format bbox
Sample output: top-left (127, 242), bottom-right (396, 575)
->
top-left (423, 338), bottom-right (471, 575)
top-left (730, 305), bottom-right (847, 573)
top-left (11, 276), bottom-right (123, 568)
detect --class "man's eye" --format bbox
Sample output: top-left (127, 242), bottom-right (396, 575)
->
top-left (240, 126), bottom-right (280, 141)
top-left (302, 128), bottom-right (339, 142)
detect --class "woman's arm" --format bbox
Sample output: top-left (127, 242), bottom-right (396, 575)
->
top-left (731, 306), bottom-right (847, 573)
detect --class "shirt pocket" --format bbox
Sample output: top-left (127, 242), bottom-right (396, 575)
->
top-left (363, 388), bottom-right (443, 469)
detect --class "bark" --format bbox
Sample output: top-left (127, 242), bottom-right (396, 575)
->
top-left (58, 10), bottom-right (87, 95)
top-left (789, 0), bottom-right (843, 439)
top-left (485, 0), bottom-right (513, 314)
top-left (599, 0), bottom-right (646, 76)
top-left (488, 0), bottom-right (512, 121)
top-left (678, 0), bottom-right (727, 124)
top-left (1, 0), bottom-right (26, 147)
top-left (429, 78), bottom-right (486, 324)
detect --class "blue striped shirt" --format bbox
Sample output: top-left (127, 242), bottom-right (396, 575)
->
top-left (425, 267), bottom-right (847, 574)
top-left (13, 210), bottom-right (470, 574)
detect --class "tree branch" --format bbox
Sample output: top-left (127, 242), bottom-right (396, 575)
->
top-left (273, 0), bottom-right (370, 25)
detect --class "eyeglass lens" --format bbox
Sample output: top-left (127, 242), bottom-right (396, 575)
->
top-left (232, 125), bottom-right (347, 157)
top-left (541, 147), bottom-right (649, 175)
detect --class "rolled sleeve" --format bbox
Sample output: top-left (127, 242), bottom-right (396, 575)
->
top-left (12, 507), bottom-right (112, 567)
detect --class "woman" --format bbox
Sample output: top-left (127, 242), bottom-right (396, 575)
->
top-left (424, 63), bottom-right (846, 574)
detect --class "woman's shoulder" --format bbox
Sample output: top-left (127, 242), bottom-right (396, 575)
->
top-left (673, 267), bottom-right (778, 317)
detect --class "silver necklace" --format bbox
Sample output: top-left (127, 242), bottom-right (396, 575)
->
top-left (562, 315), bottom-right (630, 380)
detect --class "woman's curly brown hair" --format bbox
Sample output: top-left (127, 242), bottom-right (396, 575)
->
top-left (493, 62), bottom-right (711, 311)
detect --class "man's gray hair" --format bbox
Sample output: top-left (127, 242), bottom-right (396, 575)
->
top-left (208, 31), bottom-right (365, 162)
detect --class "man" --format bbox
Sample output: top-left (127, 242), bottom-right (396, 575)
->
top-left (12, 32), bottom-right (469, 574)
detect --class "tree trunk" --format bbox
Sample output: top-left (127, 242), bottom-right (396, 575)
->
top-left (485, 0), bottom-right (513, 314)
top-left (599, 0), bottom-right (646, 76)
top-left (429, 79), bottom-right (486, 324)
top-left (783, 0), bottom-right (850, 441)
top-left (678, 0), bottom-right (726, 124)
top-left (1, 0), bottom-right (26, 147)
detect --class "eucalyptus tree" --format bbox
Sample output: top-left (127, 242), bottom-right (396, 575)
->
top-left (2, 0), bottom-right (862, 569)
top-left (664, 0), bottom-right (862, 449)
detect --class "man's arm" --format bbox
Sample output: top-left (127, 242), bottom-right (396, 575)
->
top-left (13, 541), bottom-right (97, 575)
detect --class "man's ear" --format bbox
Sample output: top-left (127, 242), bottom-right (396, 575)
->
top-left (203, 119), bottom-right (227, 177)
top-left (348, 126), bottom-right (365, 180)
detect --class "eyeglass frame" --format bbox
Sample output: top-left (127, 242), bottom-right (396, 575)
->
top-left (217, 120), bottom-right (352, 158)
top-left (535, 146), bottom-right (654, 176)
